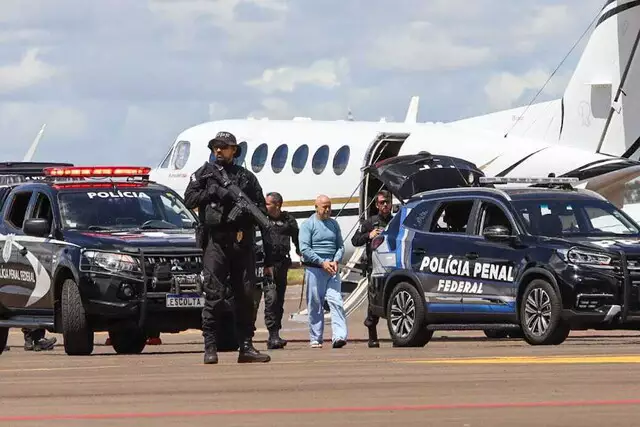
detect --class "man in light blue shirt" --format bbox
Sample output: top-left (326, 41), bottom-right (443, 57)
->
top-left (299, 195), bottom-right (348, 348)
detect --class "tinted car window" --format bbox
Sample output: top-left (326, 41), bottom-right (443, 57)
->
top-left (58, 187), bottom-right (197, 230)
top-left (429, 200), bottom-right (474, 234)
top-left (512, 198), bottom-right (640, 237)
top-left (403, 202), bottom-right (433, 231)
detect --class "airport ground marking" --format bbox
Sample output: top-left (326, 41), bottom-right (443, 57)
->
top-left (3, 399), bottom-right (640, 421)
top-left (400, 354), bottom-right (640, 364)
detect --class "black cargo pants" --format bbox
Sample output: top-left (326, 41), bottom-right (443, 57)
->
top-left (364, 271), bottom-right (379, 328)
top-left (201, 231), bottom-right (256, 349)
top-left (252, 258), bottom-right (290, 332)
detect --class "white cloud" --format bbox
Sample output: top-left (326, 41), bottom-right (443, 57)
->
top-left (484, 68), bottom-right (570, 110)
top-left (0, 29), bottom-right (50, 44)
top-left (0, 0), bottom-right (26, 23)
top-left (247, 96), bottom-right (349, 121)
top-left (147, 0), bottom-right (289, 50)
top-left (0, 48), bottom-right (58, 94)
top-left (208, 102), bottom-right (230, 120)
top-left (245, 58), bottom-right (349, 93)
top-left (366, 21), bottom-right (492, 72)
top-left (0, 0), bottom-right (610, 164)
top-left (521, 5), bottom-right (572, 37)
top-left (0, 102), bottom-right (87, 160)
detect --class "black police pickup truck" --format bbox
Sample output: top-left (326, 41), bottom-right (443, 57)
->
top-left (365, 153), bottom-right (640, 347)
top-left (0, 163), bottom-right (214, 355)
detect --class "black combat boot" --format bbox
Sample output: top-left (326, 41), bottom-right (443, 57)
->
top-left (267, 329), bottom-right (287, 349)
top-left (238, 339), bottom-right (271, 363)
top-left (367, 327), bottom-right (380, 348)
top-left (204, 344), bottom-right (219, 364)
top-left (25, 337), bottom-right (57, 352)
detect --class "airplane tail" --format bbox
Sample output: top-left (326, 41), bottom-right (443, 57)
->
top-left (559, 0), bottom-right (640, 158)
top-left (22, 124), bottom-right (46, 162)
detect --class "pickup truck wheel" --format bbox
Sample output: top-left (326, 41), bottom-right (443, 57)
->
top-left (109, 327), bottom-right (147, 354)
top-left (386, 282), bottom-right (432, 347)
top-left (61, 278), bottom-right (94, 355)
top-left (519, 279), bottom-right (569, 346)
top-left (0, 327), bottom-right (8, 354)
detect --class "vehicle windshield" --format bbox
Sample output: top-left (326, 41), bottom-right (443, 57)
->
top-left (58, 187), bottom-right (197, 231)
top-left (512, 198), bottom-right (640, 237)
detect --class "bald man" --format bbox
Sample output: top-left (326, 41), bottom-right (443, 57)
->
top-left (298, 195), bottom-right (348, 348)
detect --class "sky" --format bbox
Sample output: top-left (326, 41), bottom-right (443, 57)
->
top-left (0, 0), bottom-right (606, 166)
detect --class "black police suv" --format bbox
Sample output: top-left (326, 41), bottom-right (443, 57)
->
top-left (364, 152), bottom-right (640, 347)
top-left (0, 163), bottom-right (213, 355)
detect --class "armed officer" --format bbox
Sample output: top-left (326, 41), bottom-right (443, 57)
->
top-left (262, 191), bottom-right (300, 349)
top-left (351, 190), bottom-right (393, 348)
top-left (184, 131), bottom-right (272, 365)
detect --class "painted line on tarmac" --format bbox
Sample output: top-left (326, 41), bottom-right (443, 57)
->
top-left (400, 355), bottom-right (640, 364)
top-left (0, 364), bottom-right (167, 373)
top-left (3, 399), bottom-right (640, 421)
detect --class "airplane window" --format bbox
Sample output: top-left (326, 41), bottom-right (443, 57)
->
top-left (160, 146), bottom-right (174, 169)
top-left (234, 141), bottom-right (248, 166)
top-left (292, 145), bottom-right (309, 174)
top-left (271, 144), bottom-right (288, 174)
top-left (333, 145), bottom-right (350, 175)
top-left (172, 141), bottom-right (190, 170)
top-left (312, 145), bottom-right (329, 175)
top-left (251, 143), bottom-right (268, 173)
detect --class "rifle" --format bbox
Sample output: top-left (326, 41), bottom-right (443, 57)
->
top-left (202, 163), bottom-right (272, 231)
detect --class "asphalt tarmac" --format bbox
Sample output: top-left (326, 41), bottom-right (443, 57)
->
top-left (2, 284), bottom-right (640, 426)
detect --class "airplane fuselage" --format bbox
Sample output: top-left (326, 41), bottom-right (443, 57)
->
top-left (150, 118), bottom-right (640, 263)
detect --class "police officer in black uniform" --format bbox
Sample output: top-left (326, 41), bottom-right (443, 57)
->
top-left (184, 131), bottom-right (272, 364)
top-left (351, 190), bottom-right (393, 348)
top-left (261, 191), bottom-right (300, 349)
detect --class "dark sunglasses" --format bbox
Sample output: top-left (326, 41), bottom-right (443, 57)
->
top-left (377, 200), bottom-right (390, 205)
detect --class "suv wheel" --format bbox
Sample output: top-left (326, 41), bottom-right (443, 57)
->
top-left (108, 327), bottom-right (147, 354)
top-left (386, 282), bottom-right (433, 347)
top-left (0, 327), bottom-right (8, 354)
top-left (519, 279), bottom-right (570, 346)
top-left (61, 278), bottom-right (94, 355)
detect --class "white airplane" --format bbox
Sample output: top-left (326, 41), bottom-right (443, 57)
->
top-left (149, 0), bottom-right (640, 320)
top-left (150, 0), bottom-right (640, 261)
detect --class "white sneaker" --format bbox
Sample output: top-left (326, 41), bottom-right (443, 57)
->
top-left (310, 341), bottom-right (322, 348)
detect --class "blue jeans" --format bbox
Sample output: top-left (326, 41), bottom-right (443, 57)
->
top-left (305, 267), bottom-right (348, 343)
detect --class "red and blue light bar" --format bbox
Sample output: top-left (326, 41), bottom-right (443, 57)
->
top-left (43, 166), bottom-right (151, 178)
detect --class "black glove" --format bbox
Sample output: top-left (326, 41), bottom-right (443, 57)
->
top-left (207, 183), bottom-right (231, 200)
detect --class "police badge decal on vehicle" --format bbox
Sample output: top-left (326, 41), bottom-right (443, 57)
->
top-left (2, 234), bottom-right (14, 263)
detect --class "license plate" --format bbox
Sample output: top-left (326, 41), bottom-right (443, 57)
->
top-left (173, 273), bottom-right (199, 286)
top-left (165, 293), bottom-right (204, 308)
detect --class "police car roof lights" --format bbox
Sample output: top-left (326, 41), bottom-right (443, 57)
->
top-left (43, 166), bottom-right (152, 178)
top-left (0, 162), bottom-right (75, 186)
top-left (0, 161), bottom-right (74, 176)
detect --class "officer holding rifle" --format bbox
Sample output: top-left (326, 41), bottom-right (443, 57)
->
top-left (184, 131), bottom-right (273, 365)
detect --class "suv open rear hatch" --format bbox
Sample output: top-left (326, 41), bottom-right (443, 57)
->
top-left (362, 151), bottom-right (485, 202)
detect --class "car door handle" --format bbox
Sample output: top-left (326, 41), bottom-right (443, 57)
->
top-left (465, 252), bottom-right (478, 260)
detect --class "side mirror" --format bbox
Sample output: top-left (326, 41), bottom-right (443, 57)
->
top-left (23, 218), bottom-right (51, 238)
top-left (482, 225), bottom-right (512, 242)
